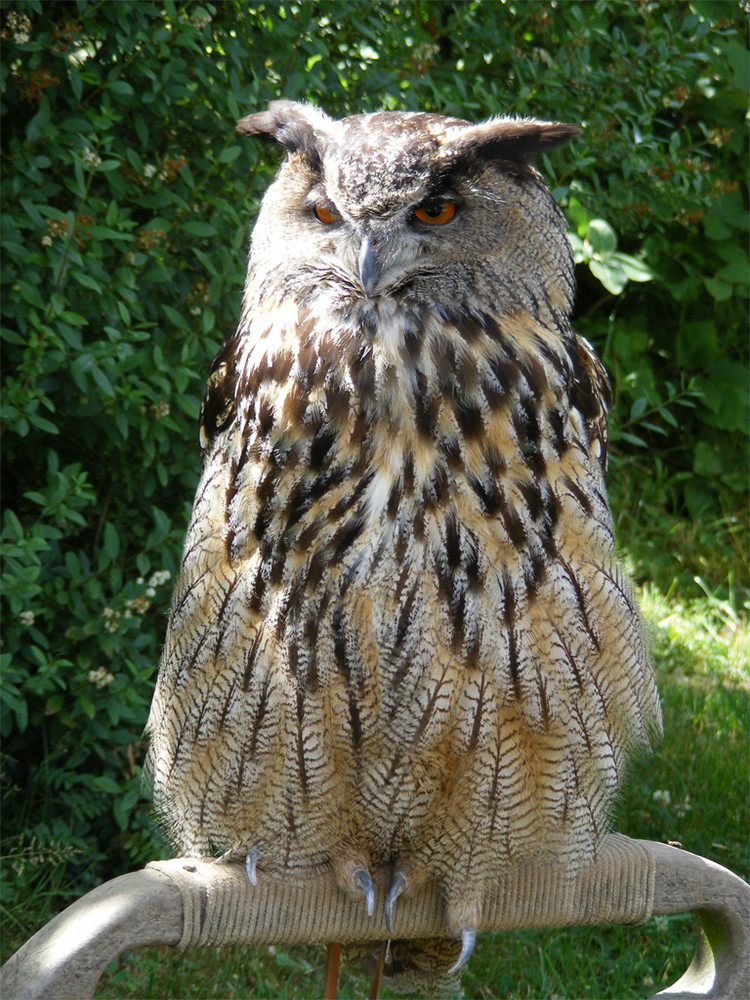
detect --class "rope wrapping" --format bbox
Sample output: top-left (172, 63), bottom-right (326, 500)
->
top-left (146, 833), bottom-right (655, 951)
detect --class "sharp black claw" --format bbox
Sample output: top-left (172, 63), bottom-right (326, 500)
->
top-left (447, 927), bottom-right (476, 975)
top-left (245, 847), bottom-right (258, 885)
top-left (384, 870), bottom-right (405, 934)
top-left (354, 868), bottom-right (375, 916)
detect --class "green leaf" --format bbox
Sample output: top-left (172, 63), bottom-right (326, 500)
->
top-left (704, 277), bottom-right (733, 301)
top-left (586, 219), bottom-right (618, 254)
top-left (703, 214), bottom-right (733, 241)
top-left (103, 522), bottom-right (120, 561)
top-left (609, 252), bottom-right (656, 282)
top-left (201, 308), bottom-right (215, 335)
top-left (716, 260), bottom-right (748, 285)
top-left (567, 231), bottom-right (585, 262)
top-left (17, 280), bottom-right (44, 308)
top-left (90, 365), bottom-right (115, 398)
top-left (589, 257), bottom-right (628, 295)
top-left (660, 407), bottom-right (679, 429)
top-left (108, 79), bottom-right (135, 96)
top-left (630, 397), bottom-right (648, 421)
top-left (70, 68), bottom-right (83, 103)
top-left (218, 147), bottom-right (241, 164)
top-left (162, 304), bottom-right (190, 330)
top-left (88, 226), bottom-right (135, 242)
top-left (71, 271), bottom-right (104, 293)
top-left (182, 220), bottom-right (218, 237)
top-left (614, 429), bottom-right (648, 447)
top-left (79, 694), bottom-right (96, 719)
top-left (28, 412), bottom-right (59, 435)
top-left (676, 321), bottom-right (719, 368)
top-left (93, 775), bottom-right (122, 795)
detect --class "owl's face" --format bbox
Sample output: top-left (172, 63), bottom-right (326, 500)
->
top-left (239, 103), bottom-right (579, 330)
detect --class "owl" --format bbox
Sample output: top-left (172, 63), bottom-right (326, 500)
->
top-left (145, 101), bottom-right (662, 989)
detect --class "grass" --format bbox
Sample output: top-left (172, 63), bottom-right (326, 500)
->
top-left (6, 469), bottom-right (749, 999)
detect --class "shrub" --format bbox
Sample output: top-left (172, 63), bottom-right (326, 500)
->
top-left (1, 0), bottom-right (746, 934)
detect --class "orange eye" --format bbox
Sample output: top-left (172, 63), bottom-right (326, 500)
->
top-left (313, 203), bottom-right (340, 224)
top-left (413, 201), bottom-right (457, 225)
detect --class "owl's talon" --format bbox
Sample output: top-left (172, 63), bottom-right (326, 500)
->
top-left (354, 868), bottom-right (375, 916)
top-left (245, 847), bottom-right (259, 885)
top-left (384, 870), bottom-right (405, 933)
top-left (447, 927), bottom-right (476, 974)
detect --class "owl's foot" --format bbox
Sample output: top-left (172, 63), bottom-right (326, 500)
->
top-left (447, 927), bottom-right (476, 974)
top-left (245, 847), bottom-right (259, 885)
top-left (211, 845), bottom-right (260, 886)
top-left (354, 867), bottom-right (375, 916)
top-left (384, 859), bottom-right (431, 933)
top-left (444, 892), bottom-right (482, 973)
top-left (384, 868), bottom-right (405, 933)
top-left (333, 853), bottom-right (375, 917)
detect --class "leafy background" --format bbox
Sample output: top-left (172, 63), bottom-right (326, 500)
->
top-left (1, 1), bottom-right (747, 997)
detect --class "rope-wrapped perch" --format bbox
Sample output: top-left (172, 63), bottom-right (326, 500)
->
top-left (2, 835), bottom-right (747, 1000)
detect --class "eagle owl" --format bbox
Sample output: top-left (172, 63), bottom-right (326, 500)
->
top-left (145, 101), bottom-right (662, 985)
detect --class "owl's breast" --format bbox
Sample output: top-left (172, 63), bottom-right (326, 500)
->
top-left (148, 306), bottom-right (659, 867)
top-left (219, 303), bottom-right (614, 601)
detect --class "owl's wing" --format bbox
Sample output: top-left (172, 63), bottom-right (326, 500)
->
top-left (198, 334), bottom-right (240, 451)
top-left (570, 332), bottom-right (612, 474)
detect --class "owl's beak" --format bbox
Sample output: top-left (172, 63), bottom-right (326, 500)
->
top-left (358, 236), bottom-right (379, 298)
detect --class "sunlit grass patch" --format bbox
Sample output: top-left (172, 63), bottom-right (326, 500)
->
top-left (639, 578), bottom-right (749, 684)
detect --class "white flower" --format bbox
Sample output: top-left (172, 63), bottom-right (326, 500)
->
top-left (102, 607), bottom-right (120, 632)
top-left (149, 570), bottom-right (171, 587)
top-left (41, 235), bottom-right (52, 247)
top-left (19, 610), bottom-right (35, 626)
top-left (125, 595), bottom-right (150, 616)
top-left (82, 147), bottom-right (102, 169)
top-left (88, 667), bottom-right (115, 689)
top-left (144, 164), bottom-right (157, 179)
top-left (7, 11), bottom-right (31, 44)
top-left (652, 789), bottom-right (671, 807)
top-left (151, 400), bottom-right (170, 418)
top-left (675, 795), bottom-right (691, 817)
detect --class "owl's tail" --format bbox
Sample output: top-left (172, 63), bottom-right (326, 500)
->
top-left (339, 937), bottom-right (464, 998)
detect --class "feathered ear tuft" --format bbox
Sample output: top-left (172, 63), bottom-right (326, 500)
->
top-left (443, 117), bottom-right (580, 171)
top-left (236, 100), bottom-right (331, 170)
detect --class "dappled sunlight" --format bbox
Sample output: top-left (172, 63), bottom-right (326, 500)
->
top-left (638, 581), bottom-right (749, 685)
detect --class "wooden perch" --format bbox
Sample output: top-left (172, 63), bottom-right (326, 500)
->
top-left (2, 835), bottom-right (748, 1000)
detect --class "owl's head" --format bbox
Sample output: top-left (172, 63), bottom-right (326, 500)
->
top-left (238, 101), bottom-right (578, 329)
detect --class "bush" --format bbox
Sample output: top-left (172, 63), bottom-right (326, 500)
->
top-left (1, 0), bottom-right (746, 938)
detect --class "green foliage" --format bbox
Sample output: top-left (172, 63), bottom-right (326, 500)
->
top-left (1, 0), bottom-right (747, 978)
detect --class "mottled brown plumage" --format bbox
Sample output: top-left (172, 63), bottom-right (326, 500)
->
top-left (145, 101), bottom-right (661, 987)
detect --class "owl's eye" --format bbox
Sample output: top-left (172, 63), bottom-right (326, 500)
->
top-left (313, 203), bottom-right (341, 225)
top-left (413, 201), bottom-right (457, 225)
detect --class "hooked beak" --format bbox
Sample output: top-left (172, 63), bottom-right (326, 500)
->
top-left (358, 236), bottom-right (379, 298)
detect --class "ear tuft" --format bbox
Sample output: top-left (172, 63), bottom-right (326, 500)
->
top-left (444, 117), bottom-right (580, 171)
top-left (236, 100), bottom-right (329, 170)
